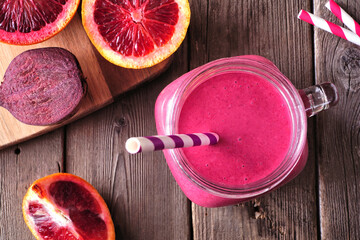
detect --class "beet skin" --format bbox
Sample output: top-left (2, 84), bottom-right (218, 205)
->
top-left (0, 48), bottom-right (86, 125)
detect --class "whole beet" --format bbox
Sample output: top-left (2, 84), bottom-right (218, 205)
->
top-left (0, 48), bottom-right (86, 125)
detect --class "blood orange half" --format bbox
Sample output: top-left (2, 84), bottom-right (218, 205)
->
top-left (22, 173), bottom-right (115, 240)
top-left (82, 0), bottom-right (190, 69)
top-left (0, 0), bottom-right (80, 45)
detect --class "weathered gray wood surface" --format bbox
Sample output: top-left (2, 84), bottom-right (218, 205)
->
top-left (65, 43), bottom-right (191, 239)
top-left (0, 129), bottom-right (64, 239)
top-left (0, 0), bottom-right (358, 239)
top-left (315, 0), bottom-right (360, 239)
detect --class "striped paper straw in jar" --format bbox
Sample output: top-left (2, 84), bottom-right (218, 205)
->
top-left (298, 10), bottom-right (360, 46)
top-left (326, 0), bottom-right (360, 37)
top-left (125, 133), bottom-right (219, 154)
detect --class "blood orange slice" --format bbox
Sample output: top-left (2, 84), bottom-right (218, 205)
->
top-left (22, 173), bottom-right (115, 240)
top-left (82, 0), bottom-right (190, 69)
top-left (0, 0), bottom-right (80, 45)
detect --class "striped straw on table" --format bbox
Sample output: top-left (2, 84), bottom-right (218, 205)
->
top-left (125, 133), bottom-right (219, 154)
top-left (298, 10), bottom-right (360, 46)
top-left (325, 0), bottom-right (360, 37)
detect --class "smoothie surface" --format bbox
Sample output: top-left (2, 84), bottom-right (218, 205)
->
top-left (178, 72), bottom-right (292, 187)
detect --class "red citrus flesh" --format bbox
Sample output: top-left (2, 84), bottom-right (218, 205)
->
top-left (23, 173), bottom-right (115, 240)
top-left (0, 0), bottom-right (80, 45)
top-left (82, 0), bottom-right (190, 68)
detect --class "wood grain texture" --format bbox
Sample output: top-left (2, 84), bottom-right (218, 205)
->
top-left (190, 0), bottom-right (317, 239)
top-left (0, 129), bottom-right (64, 239)
top-left (65, 43), bottom-right (191, 240)
top-left (3, 0), bottom-right (359, 239)
top-left (314, 0), bottom-right (360, 239)
top-left (0, 13), bottom-right (170, 150)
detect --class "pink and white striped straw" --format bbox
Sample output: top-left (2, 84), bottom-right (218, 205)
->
top-left (298, 10), bottom-right (360, 46)
top-left (125, 133), bottom-right (219, 154)
top-left (325, 0), bottom-right (360, 37)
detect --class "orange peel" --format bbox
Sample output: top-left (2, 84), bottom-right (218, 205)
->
top-left (23, 173), bottom-right (115, 240)
top-left (82, 0), bottom-right (191, 69)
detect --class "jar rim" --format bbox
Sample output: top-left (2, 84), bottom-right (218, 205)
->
top-left (166, 56), bottom-right (307, 198)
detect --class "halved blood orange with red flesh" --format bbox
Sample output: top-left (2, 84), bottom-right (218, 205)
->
top-left (82, 0), bottom-right (190, 69)
top-left (22, 173), bottom-right (115, 240)
top-left (0, 0), bottom-right (80, 45)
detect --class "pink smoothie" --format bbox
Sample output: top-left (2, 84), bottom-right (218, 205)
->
top-left (155, 55), bottom-right (309, 207)
top-left (178, 72), bottom-right (292, 187)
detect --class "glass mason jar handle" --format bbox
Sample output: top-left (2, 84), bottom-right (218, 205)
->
top-left (298, 82), bottom-right (339, 117)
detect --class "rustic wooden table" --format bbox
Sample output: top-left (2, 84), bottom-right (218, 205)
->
top-left (1, 0), bottom-right (359, 239)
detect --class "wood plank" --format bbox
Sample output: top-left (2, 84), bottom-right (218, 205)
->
top-left (0, 129), bottom-right (63, 239)
top-left (65, 44), bottom-right (191, 239)
top-left (190, 0), bottom-right (317, 239)
top-left (314, 0), bottom-right (360, 239)
top-left (0, 13), bottom-right (170, 150)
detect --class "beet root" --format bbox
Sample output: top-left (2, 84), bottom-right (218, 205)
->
top-left (0, 47), bottom-right (86, 125)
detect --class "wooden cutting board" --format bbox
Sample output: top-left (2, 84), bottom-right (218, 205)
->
top-left (0, 14), bottom-right (170, 150)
